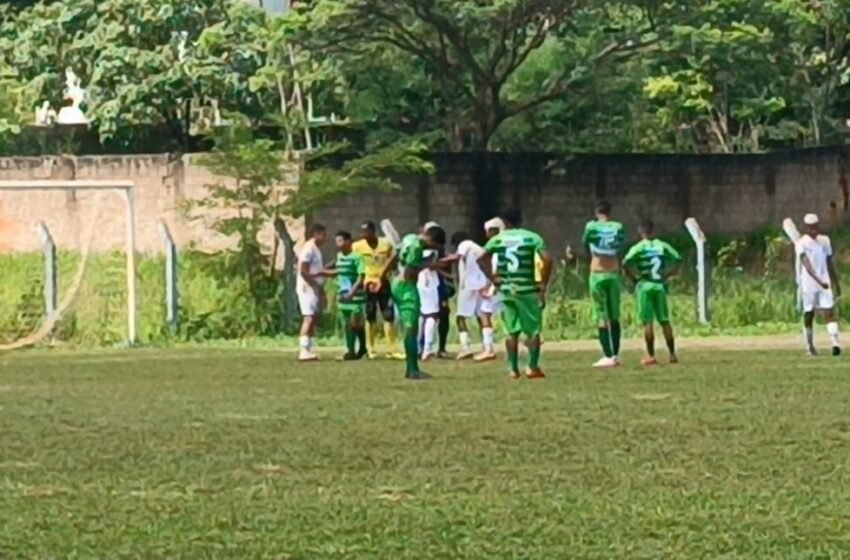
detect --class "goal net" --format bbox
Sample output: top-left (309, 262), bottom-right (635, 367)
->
top-left (0, 180), bottom-right (138, 350)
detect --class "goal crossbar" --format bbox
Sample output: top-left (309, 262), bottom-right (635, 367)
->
top-left (0, 180), bottom-right (139, 345)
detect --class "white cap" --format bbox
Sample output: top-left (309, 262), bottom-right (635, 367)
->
top-left (803, 213), bottom-right (819, 225)
top-left (423, 221), bottom-right (440, 230)
top-left (484, 217), bottom-right (505, 232)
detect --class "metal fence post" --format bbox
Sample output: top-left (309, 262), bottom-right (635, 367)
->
top-left (157, 220), bottom-right (180, 334)
top-left (685, 218), bottom-right (710, 324)
top-left (36, 222), bottom-right (57, 318)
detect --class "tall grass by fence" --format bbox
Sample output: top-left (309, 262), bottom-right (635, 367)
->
top-left (0, 226), bottom-right (846, 347)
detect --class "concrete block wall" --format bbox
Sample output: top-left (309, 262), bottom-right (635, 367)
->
top-left (0, 147), bottom-right (847, 257)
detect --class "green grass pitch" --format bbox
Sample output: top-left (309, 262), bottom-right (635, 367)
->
top-left (1, 346), bottom-right (849, 558)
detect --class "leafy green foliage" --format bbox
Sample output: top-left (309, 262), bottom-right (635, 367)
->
top-left (0, 0), bottom-right (848, 153)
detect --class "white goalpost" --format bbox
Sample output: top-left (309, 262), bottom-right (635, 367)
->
top-left (0, 180), bottom-right (138, 347)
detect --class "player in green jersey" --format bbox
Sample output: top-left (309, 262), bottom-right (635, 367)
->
top-left (323, 231), bottom-right (368, 360)
top-left (382, 227), bottom-right (440, 380)
top-left (479, 209), bottom-right (553, 380)
top-left (623, 220), bottom-right (682, 366)
top-left (582, 200), bottom-right (626, 368)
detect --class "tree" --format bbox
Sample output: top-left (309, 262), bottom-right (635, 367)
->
top-left (302, 0), bottom-right (667, 151)
top-left (641, 9), bottom-right (796, 153)
top-left (191, 120), bottom-right (433, 333)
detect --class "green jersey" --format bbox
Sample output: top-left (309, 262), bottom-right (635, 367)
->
top-left (623, 238), bottom-right (682, 285)
top-left (398, 233), bottom-right (425, 279)
top-left (484, 228), bottom-right (546, 295)
top-left (583, 220), bottom-right (626, 258)
top-left (335, 251), bottom-right (366, 304)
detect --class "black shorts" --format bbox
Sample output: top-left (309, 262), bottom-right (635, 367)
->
top-left (366, 286), bottom-right (394, 322)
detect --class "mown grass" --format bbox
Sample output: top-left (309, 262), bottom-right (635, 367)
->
top-left (1, 348), bottom-right (849, 558)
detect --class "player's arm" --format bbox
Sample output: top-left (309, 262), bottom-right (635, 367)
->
top-left (801, 253), bottom-right (829, 289)
top-left (346, 260), bottom-right (366, 300)
top-left (381, 253), bottom-right (399, 282)
top-left (664, 242), bottom-right (683, 279)
top-left (622, 247), bottom-right (639, 283)
top-left (479, 237), bottom-right (501, 285)
top-left (827, 244), bottom-right (840, 296)
top-left (478, 250), bottom-right (499, 283)
top-left (299, 257), bottom-right (322, 290)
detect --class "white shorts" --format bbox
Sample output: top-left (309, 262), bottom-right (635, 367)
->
top-left (480, 293), bottom-right (501, 315)
top-left (457, 288), bottom-right (483, 318)
top-left (298, 287), bottom-right (321, 316)
top-left (802, 288), bottom-right (835, 312)
top-left (419, 285), bottom-right (440, 315)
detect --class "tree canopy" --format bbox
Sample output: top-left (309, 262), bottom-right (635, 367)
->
top-left (0, 0), bottom-right (848, 155)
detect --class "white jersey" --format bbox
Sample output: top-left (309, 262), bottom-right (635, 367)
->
top-left (296, 239), bottom-right (324, 293)
top-left (796, 234), bottom-right (832, 293)
top-left (457, 240), bottom-right (487, 290)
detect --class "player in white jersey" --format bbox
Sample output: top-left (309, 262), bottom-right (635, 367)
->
top-left (418, 249), bottom-right (441, 360)
top-left (796, 213), bottom-right (841, 356)
top-left (297, 223), bottom-right (327, 361)
top-left (475, 217), bottom-right (506, 361)
top-left (444, 232), bottom-right (491, 360)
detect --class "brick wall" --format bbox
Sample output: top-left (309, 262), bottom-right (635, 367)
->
top-left (312, 148), bottom-right (850, 253)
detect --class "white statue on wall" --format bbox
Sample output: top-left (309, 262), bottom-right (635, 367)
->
top-left (56, 67), bottom-right (89, 125)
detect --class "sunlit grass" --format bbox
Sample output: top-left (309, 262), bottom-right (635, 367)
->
top-left (0, 347), bottom-right (848, 558)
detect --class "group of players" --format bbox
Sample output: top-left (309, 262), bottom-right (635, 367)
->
top-left (295, 201), bottom-right (843, 380)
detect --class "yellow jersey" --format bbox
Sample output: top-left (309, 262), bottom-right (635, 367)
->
top-left (352, 238), bottom-right (395, 284)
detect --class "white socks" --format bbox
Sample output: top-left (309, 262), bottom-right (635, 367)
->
top-left (482, 327), bottom-right (494, 352)
top-left (827, 322), bottom-right (841, 348)
top-left (459, 331), bottom-right (471, 351)
top-left (299, 335), bottom-right (310, 351)
top-left (423, 317), bottom-right (437, 353)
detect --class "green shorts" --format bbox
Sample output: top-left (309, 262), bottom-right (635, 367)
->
top-left (500, 292), bottom-right (543, 337)
top-left (391, 278), bottom-right (420, 329)
top-left (637, 282), bottom-right (670, 325)
top-left (589, 272), bottom-right (622, 323)
top-left (338, 302), bottom-right (365, 319)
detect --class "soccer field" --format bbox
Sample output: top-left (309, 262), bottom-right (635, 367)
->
top-left (1, 346), bottom-right (848, 559)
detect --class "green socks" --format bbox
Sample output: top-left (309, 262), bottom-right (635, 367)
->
top-left (404, 332), bottom-right (419, 374)
top-left (507, 349), bottom-right (520, 374)
top-left (356, 327), bottom-right (367, 355)
top-left (611, 321), bottom-right (621, 356)
top-left (598, 328), bottom-right (613, 358)
top-left (344, 326), bottom-right (356, 354)
top-left (528, 344), bottom-right (541, 369)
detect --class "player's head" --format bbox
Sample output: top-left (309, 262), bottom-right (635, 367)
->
top-left (502, 208), bottom-right (522, 229)
top-left (360, 220), bottom-right (377, 242)
top-left (638, 219), bottom-right (655, 239)
top-left (484, 217), bottom-right (505, 239)
top-left (423, 225), bottom-right (444, 249)
top-left (310, 223), bottom-right (327, 246)
top-left (803, 213), bottom-right (820, 236)
top-left (335, 230), bottom-right (353, 251)
top-left (450, 231), bottom-right (469, 248)
top-left (421, 220), bottom-right (440, 234)
top-left (595, 200), bottom-right (612, 219)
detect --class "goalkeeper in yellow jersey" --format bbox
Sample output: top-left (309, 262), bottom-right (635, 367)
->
top-left (352, 221), bottom-right (402, 359)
